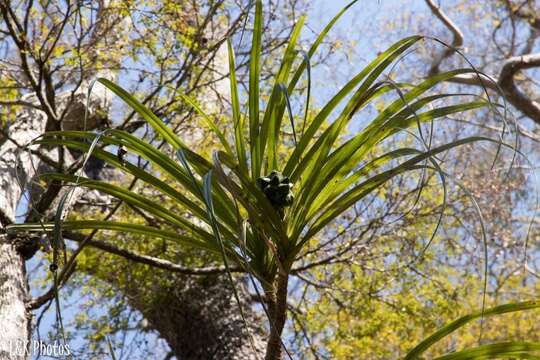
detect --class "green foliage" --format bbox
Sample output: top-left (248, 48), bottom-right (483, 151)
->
top-left (7, 1), bottom-right (538, 358)
top-left (302, 255), bottom-right (540, 359)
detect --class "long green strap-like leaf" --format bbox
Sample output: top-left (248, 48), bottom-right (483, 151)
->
top-left (36, 137), bottom-right (211, 220)
top-left (299, 136), bottom-right (497, 245)
top-left (288, 83), bottom-right (393, 223)
top-left (249, 0), bottom-right (263, 178)
top-left (295, 68), bottom-right (478, 193)
top-left (108, 130), bottom-right (236, 219)
top-left (306, 147), bottom-right (420, 220)
top-left (289, 82), bottom-right (388, 196)
top-left (213, 151), bottom-right (288, 251)
top-left (227, 39), bottom-right (248, 174)
top-left (433, 342), bottom-right (540, 360)
top-left (37, 137), bottom-right (239, 244)
top-left (40, 173), bottom-right (219, 244)
top-left (259, 16), bottom-right (305, 174)
top-left (284, 36), bottom-right (422, 179)
top-left (405, 301), bottom-right (540, 359)
top-left (301, 97), bottom-right (487, 224)
top-left (96, 78), bottom-right (211, 174)
top-left (287, 0), bottom-right (359, 93)
top-left (178, 150), bottom-right (261, 355)
top-left (292, 99), bottom-right (487, 241)
top-left (179, 94), bottom-right (234, 156)
top-left (41, 131), bottom-right (238, 226)
top-left (6, 220), bottom-right (217, 251)
top-left (212, 154), bottom-right (282, 274)
top-left (292, 71), bottom-right (484, 232)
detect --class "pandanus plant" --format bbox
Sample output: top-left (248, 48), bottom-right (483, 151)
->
top-left (9, 1), bottom-right (540, 359)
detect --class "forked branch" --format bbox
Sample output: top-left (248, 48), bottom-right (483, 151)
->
top-left (424, 0), bottom-right (540, 124)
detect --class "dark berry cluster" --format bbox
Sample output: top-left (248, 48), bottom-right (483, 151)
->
top-left (256, 170), bottom-right (294, 209)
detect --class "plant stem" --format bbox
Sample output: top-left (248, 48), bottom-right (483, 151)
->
top-left (264, 270), bottom-right (289, 360)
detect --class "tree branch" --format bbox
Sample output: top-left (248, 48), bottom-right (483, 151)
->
top-left (424, 0), bottom-right (463, 76)
top-left (0, 99), bottom-right (42, 110)
top-left (498, 53), bottom-right (540, 121)
top-left (503, 0), bottom-right (540, 31)
top-left (26, 228), bottom-right (243, 311)
top-left (64, 230), bottom-right (241, 276)
top-left (424, 0), bottom-right (540, 124)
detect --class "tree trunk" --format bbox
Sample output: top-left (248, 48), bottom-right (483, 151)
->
top-left (264, 271), bottom-right (289, 360)
top-left (0, 242), bottom-right (31, 360)
top-left (0, 105), bottom-right (47, 360)
top-left (80, 257), bottom-right (267, 360)
top-left (0, 54), bottom-right (113, 360)
top-left (0, 243), bottom-right (30, 360)
top-left (132, 274), bottom-right (267, 359)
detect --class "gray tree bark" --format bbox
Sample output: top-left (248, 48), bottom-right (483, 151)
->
top-left (0, 0), bottom-right (123, 356)
top-left (128, 274), bottom-right (267, 359)
top-left (0, 85), bottom-right (113, 360)
top-left (0, 103), bottom-right (48, 359)
top-left (0, 244), bottom-right (29, 360)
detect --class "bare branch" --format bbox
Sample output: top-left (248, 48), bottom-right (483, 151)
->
top-left (425, 0), bottom-right (540, 124)
top-left (498, 53), bottom-right (540, 121)
top-left (446, 73), bottom-right (499, 91)
top-left (525, 264), bottom-right (540, 280)
top-left (64, 230), bottom-right (242, 276)
top-left (424, 0), bottom-right (463, 76)
top-left (25, 263), bottom-right (76, 311)
top-left (26, 230), bottom-right (243, 311)
top-left (0, 100), bottom-right (42, 110)
top-left (503, 0), bottom-right (540, 31)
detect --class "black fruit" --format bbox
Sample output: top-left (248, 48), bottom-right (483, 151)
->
top-left (256, 170), bottom-right (294, 209)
